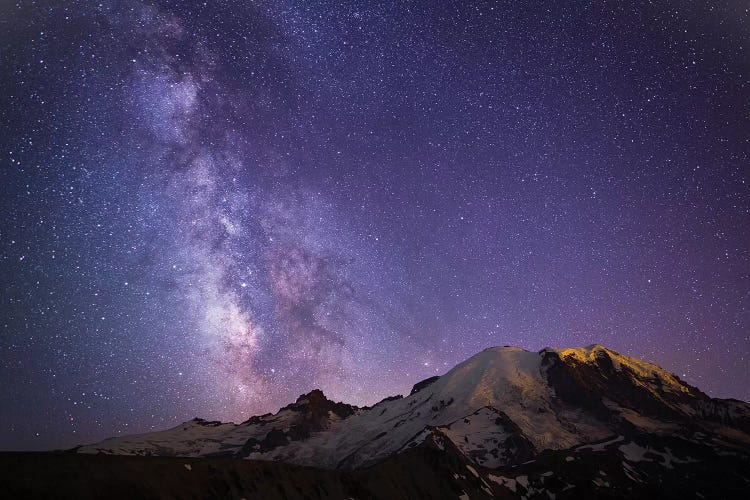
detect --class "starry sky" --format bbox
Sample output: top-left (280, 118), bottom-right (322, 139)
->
top-left (1, 0), bottom-right (748, 451)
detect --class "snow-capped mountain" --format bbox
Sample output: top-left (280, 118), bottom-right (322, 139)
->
top-left (77, 344), bottom-right (750, 474)
top-left (77, 388), bottom-right (357, 459)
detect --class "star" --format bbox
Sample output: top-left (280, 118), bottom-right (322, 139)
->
top-left (0, 0), bottom-right (747, 452)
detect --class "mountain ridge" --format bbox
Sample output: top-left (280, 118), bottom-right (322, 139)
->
top-left (5, 344), bottom-right (748, 499)
top-left (76, 344), bottom-right (750, 471)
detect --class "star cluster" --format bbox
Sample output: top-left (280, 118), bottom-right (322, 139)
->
top-left (1, 1), bottom-right (748, 451)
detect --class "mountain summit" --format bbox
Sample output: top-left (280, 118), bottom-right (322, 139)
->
top-left (69, 345), bottom-right (750, 498)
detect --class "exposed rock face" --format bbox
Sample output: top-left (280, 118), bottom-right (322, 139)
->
top-left (410, 375), bottom-right (440, 395)
top-left (284, 389), bottom-right (358, 420)
top-left (541, 345), bottom-right (750, 434)
top-left (237, 390), bottom-right (358, 456)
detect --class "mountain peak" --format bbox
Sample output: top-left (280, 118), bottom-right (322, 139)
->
top-left (295, 389), bottom-right (327, 404)
top-left (283, 389), bottom-right (357, 421)
top-left (484, 345), bottom-right (529, 352)
top-left (549, 344), bottom-right (688, 391)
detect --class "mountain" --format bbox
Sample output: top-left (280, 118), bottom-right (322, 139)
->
top-left (75, 388), bottom-right (358, 459)
top-left (6, 345), bottom-right (750, 499)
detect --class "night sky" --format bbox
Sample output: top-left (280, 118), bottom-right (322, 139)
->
top-left (1, 1), bottom-right (748, 451)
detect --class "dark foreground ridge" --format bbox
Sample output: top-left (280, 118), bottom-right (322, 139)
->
top-left (2, 429), bottom-right (749, 499)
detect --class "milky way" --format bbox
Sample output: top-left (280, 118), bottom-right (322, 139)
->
top-left (1, 1), bottom-right (749, 450)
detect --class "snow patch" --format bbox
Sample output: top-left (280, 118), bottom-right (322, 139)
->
top-left (488, 474), bottom-right (517, 492)
top-left (577, 435), bottom-right (624, 452)
top-left (619, 442), bottom-right (648, 462)
top-left (620, 443), bottom-right (699, 469)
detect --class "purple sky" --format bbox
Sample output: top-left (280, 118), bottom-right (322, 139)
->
top-left (1, 0), bottom-right (748, 450)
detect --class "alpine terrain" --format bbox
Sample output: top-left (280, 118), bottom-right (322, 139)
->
top-left (3, 345), bottom-right (750, 499)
